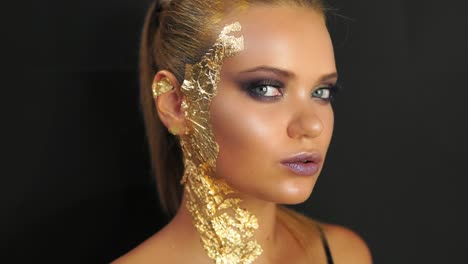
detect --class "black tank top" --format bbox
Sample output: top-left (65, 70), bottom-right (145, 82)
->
top-left (317, 224), bottom-right (334, 264)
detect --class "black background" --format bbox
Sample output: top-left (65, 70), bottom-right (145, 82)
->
top-left (3, 0), bottom-right (468, 263)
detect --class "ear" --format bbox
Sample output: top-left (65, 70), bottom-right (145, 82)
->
top-left (153, 70), bottom-right (187, 135)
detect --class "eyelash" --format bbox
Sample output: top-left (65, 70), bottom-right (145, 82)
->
top-left (243, 79), bottom-right (341, 102)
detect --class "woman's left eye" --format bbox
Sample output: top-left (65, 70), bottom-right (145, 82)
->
top-left (312, 85), bottom-right (339, 101)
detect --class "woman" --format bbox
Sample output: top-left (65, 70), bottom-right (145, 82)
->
top-left (114, 0), bottom-right (372, 263)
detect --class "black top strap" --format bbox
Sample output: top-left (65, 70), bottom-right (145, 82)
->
top-left (317, 224), bottom-right (334, 264)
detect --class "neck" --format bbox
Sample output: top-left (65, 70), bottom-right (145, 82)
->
top-left (171, 190), bottom-right (282, 263)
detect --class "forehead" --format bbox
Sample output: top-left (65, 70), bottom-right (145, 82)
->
top-left (221, 5), bottom-right (336, 78)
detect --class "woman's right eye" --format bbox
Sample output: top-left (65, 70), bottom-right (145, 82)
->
top-left (244, 80), bottom-right (284, 100)
top-left (251, 85), bottom-right (282, 97)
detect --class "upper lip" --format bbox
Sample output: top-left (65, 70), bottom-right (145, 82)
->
top-left (280, 152), bottom-right (323, 164)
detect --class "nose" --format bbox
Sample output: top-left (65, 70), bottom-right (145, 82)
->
top-left (286, 108), bottom-right (324, 140)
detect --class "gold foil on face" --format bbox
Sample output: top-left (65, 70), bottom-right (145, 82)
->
top-left (179, 22), bottom-right (263, 264)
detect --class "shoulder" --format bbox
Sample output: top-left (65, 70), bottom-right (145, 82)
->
top-left (111, 234), bottom-right (165, 264)
top-left (276, 207), bottom-right (372, 263)
top-left (321, 223), bottom-right (373, 264)
top-left (111, 224), bottom-right (181, 264)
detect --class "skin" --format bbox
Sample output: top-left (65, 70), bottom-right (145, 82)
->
top-left (114, 5), bottom-right (372, 264)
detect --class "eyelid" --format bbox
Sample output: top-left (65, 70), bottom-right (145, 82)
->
top-left (315, 82), bottom-right (342, 91)
top-left (315, 81), bottom-right (337, 88)
top-left (240, 78), bottom-right (284, 91)
top-left (251, 79), bottom-right (283, 87)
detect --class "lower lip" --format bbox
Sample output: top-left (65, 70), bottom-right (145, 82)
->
top-left (281, 162), bottom-right (319, 176)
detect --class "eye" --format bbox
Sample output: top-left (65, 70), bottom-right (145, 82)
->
top-left (243, 79), bottom-right (284, 100)
top-left (312, 84), bottom-right (340, 102)
top-left (252, 85), bottom-right (282, 97)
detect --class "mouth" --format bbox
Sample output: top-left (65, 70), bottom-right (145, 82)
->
top-left (280, 152), bottom-right (322, 176)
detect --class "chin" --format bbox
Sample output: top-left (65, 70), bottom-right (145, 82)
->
top-left (278, 188), bottom-right (315, 205)
top-left (267, 181), bottom-right (317, 205)
top-left (220, 168), bottom-right (320, 205)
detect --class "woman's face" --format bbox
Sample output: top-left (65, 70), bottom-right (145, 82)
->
top-left (211, 5), bottom-right (337, 204)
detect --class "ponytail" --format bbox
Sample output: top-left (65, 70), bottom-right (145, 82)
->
top-left (139, 0), bottom-right (184, 216)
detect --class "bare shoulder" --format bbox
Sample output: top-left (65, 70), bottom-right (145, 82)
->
top-left (111, 233), bottom-right (164, 264)
top-left (321, 223), bottom-right (373, 264)
top-left (111, 225), bottom-right (178, 264)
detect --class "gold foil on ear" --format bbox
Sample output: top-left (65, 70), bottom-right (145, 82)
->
top-left (152, 77), bottom-right (174, 97)
top-left (179, 22), bottom-right (263, 264)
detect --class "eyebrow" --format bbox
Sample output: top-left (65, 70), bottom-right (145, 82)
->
top-left (239, 65), bottom-right (338, 82)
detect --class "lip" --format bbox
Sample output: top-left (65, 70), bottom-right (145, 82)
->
top-left (280, 152), bottom-right (322, 176)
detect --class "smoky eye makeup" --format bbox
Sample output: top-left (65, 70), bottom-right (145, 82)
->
top-left (235, 72), bottom-right (342, 103)
top-left (239, 78), bottom-right (285, 101)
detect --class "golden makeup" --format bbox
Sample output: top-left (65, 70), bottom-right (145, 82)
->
top-left (152, 77), bottom-right (174, 97)
top-left (178, 22), bottom-right (262, 264)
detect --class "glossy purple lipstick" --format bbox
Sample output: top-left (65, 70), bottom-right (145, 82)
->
top-left (280, 152), bottom-right (322, 176)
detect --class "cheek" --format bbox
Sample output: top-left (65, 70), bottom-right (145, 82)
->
top-left (324, 107), bottom-right (335, 145)
top-left (210, 90), bottom-right (279, 190)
